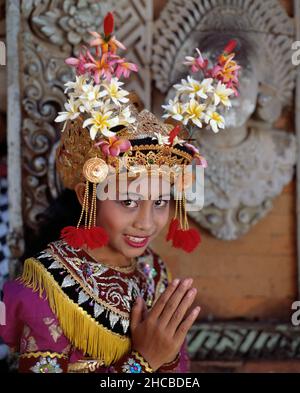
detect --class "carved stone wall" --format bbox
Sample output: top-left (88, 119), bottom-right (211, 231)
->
top-left (188, 322), bottom-right (300, 361)
top-left (152, 0), bottom-right (297, 240)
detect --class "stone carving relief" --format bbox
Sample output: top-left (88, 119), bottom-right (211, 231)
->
top-left (188, 322), bottom-right (300, 361)
top-left (152, 0), bottom-right (297, 239)
top-left (18, 0), bottom-right (153, 232)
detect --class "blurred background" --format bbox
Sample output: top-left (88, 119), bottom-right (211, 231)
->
top-left (0, 0), bottom-right (300, 372)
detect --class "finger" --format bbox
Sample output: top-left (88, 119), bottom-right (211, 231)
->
top-left (174, 306), bottom-right (201, 343)
top-left (158, 278), bottom-right (194, 328)
top-left (167, 288), bottom-right (197, 334)
top-left (149, 278), bottom-right (180, 320)
top-left (130, 297), bottom-right (144, 331)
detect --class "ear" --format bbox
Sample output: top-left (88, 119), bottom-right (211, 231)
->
top-left (74, 182), bottom-right (86, 207)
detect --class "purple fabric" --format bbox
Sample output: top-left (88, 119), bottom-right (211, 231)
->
top-left (0, 280), bottom-right (84, 362)
top-left (0, 280), bottom-right (191, 372)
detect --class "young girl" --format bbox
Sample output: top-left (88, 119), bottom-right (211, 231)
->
top-left (0, 156), bottom-right (200, 373)
top-left (0, 12), bottom-right (238, 373)
top-left (0, 12), bottom-right (204, 373)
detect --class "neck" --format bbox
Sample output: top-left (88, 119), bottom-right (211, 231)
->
top-left (82, 244), bottom-right (133, 267)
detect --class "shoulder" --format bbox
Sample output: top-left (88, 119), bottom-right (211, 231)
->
top-left (2, 278), bottom-right (54, 321)
top-left (2, 279), bottom-right (41, 307)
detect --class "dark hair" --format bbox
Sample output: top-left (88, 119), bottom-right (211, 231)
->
top-left (24, 189), bottom-right (81, 258)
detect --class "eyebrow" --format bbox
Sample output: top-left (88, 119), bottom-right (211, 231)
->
top-left (118, 192), bottom-right (171, 200)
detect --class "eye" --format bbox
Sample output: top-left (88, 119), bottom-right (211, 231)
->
top-left (121, 199), bottom-right (138, 208)
top-left (155, 199), bottom-right (169, 208)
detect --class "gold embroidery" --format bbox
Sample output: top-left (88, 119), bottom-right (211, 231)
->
top-left (43, 317), bottom-right (63, 343)
top-left (82, 248), bottom-right (138, 273)
top-left (20, 351), bottom-right (67, 359)
top-left (132, 351), bottom-right (153, 373)
top-left (62, 344), bottom-right (71, 355)
top-left (47, 246), bottom-right (130, 319)
top-left (20, 325), bottom-right (38, 353)
top-left (68, 358), bottom-right (105, 373)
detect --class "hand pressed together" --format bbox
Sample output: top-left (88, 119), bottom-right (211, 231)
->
top-left (130, 278), bottom-right (200, 371)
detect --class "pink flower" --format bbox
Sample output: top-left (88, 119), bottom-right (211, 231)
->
top-left (184, 142), bottom-right (199, 155)
top-left (114, 57), bottom-right (138, 79)
top-left (184, 48), bottom-right (208, 73)
top-left (84, 51), bottom-right (115, 82)
top-left (194, 154), bottom-right (208, 168)
top-left (209, 40), bottom-right (241, 94)
top-left (89, 31), bottom-right (126, 54)
top-left (65, 48), bottom-right (89, 75)
top-left (95, 136), bottom-right (132, 157)
top-left (184, 143), bottom-right (207, 168)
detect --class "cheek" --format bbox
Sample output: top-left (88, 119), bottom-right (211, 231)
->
top-left (96, 201), bottom-right (129, 236)
top-left (153, 205), bottom-right (170, 231)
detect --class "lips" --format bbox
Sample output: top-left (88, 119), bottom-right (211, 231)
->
top-left (123, 234), bottom-right (150, 248)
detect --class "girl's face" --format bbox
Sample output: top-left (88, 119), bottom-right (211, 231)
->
top-left (95, 175), bottom-right (171, 259)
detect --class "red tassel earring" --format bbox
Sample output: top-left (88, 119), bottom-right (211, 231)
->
top-left (166, 190), bottom-right (201, 253)
top-left (61, 158), bottom-right (109, 249)
top-left (61, 181), bottom-right (109, 249)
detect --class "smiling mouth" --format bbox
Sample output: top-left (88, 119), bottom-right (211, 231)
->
top-left (124, 234), bottom-right (151, 243)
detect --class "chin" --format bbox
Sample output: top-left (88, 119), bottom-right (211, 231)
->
top-left (123, 245), bottom-right (148, 258)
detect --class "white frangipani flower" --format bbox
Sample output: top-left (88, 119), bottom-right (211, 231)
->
top-left (152, 132), bottom-right (170, 145)
top-left (118, 105), bottom-right (136, 125)
top-left (173, 78), bottom-right (192, 95)
top-left (185, 76), bottom-right (213, 100)
top-left (213, 81), bottom-right (234, 107)
top-left (54, 96), bottom-right (81, 123)
top-left (174, 76), bottom-right (213, 100)
top-left (204, 107), bottom-right (225, 133)
top-left (83, 109), bottom-right (119, 139)
top-left (101, 78), bottom-right (129, 106)
top-left (162, 98), bottom-right (185, 121)
top-left (171, 136), bottom-right (185, 146)
top-left (78, 83), bottom-right (104, 112)
top-left (64, 75), bottom-right (88, 96)
top-left (182, 99), bottom-right (206, 128)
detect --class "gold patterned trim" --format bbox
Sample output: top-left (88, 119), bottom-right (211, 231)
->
top-left (21, 257), bottom-right (131, 366)
top-left (132, 351), bottom-right (153, 373)
top-left (20, 351), bottom-right (67, 359)
top-left (82, 248), bottom-right (138, 273)
top-left (68, 359), bottom-right (105, 373)
top-left (47, 245), bottom-right (130, 319)
top-left (129, 144), bottom-right (193, 162)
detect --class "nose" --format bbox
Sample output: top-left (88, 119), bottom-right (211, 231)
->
top-left (132, 201), bottom-right (154, 233)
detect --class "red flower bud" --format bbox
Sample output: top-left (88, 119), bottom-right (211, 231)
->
top-left (224, 39), bottom-right (237, 54)
top-left (104, 12), bottom-right (114, 36)
top-left (168, 125), bottom-right (181, 145)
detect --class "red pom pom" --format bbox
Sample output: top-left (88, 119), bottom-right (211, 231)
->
top-left (166, 216), bottom-right (201, 252)
top-left (83, 226), bottom-right (109, 249)
top-left (166, 218), bottom-right (180, 242)
top-left (104, 12), bottom-right (114, 36)
top-left (60, 226), bottom-right (86, 248)
top-left (174, 228), bottom-right (201, 253)
top-left (61, 226), bottom-right (109, 249)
